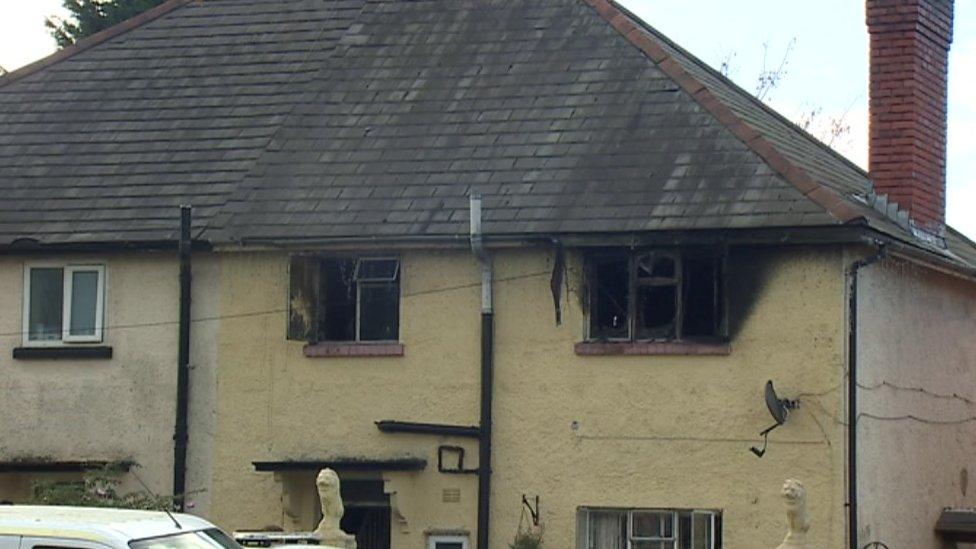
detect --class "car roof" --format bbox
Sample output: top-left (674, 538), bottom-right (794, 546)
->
top-left (0, 506), bottom-right (215, 546)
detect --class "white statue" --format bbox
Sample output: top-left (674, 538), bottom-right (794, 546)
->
top-left (313, 469), bottom-right (357, 549)
top-left (776, 479), bottom-right (814, 549)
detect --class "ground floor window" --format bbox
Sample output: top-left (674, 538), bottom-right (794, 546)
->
top-left (427, 534), bottom-right (468, 549)
top-left (578, 508), bottom-right (721, 549)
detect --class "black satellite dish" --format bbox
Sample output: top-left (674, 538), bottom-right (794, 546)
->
top-left (750, 380), bottom-right (799, 458)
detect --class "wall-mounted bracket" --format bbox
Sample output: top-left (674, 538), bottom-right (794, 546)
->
top-left (437, 445), bottom-right (479, 475)
top-left (521, 494), bottom-right (540, 526)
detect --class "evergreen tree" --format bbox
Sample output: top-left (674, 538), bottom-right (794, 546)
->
top-left (46, 0), bottom-right (167, 48)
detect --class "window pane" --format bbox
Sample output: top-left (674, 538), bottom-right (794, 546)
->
top-left (320, 259), bottom-right (357, 341)
top-left (692, 513), bottom-right (712, 549)
top-left (636, 285), bottom-right (677, 340)
top-left (682, 256), bottom-right (719, 338)
top-left (590, 256), bottom-right (629, 339)
top-left (355, 258), bottom-right (399, 282)
top-left (633, 511), bottom-right (674, 538)
top-left (632, 543), bottom-right (672, 549)
top-left (588, 511), bottom-right (627, 549)
top-left (679, 513), bottom-right (692, 549)
top-left (28, 268), bottom-right (63, 341)
top-left (69, 270), bottom-right (99, 336)
top-left (359, 283), bottom-right (398, 341)
top-left (637, 253), bottom-right (675, 279)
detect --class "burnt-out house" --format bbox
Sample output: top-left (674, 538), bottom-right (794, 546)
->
top-left (0, 0), bottom-right (974, 547)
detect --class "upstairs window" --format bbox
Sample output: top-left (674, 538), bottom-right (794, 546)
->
top-left (587, 250), bottom-right (725, 342)
top-left (288, 256), bottom-right (400, 343)
top-left (578, 508), bottom-right (721, 549)
top-left (23, 264), bottom-right (105, 345)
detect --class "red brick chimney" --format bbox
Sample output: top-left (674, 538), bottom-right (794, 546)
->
top-left (866, 0), bottom-right (953, 235)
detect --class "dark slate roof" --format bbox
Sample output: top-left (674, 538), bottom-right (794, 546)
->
top-left (0, 0), bottom-right (365, 244)
top-left (0, 0), bottom-right (973, 272)
top-left (217, 0), bottom-right (847, 241)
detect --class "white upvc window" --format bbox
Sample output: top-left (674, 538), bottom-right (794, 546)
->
top-left (427, 535), bottom-right (469, 549)
top-left (578, 508), bottom-right (721, 549)
top-left (23, 264), bottom-right (105, 345)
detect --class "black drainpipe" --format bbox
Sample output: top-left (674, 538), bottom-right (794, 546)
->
top-left (173, 205), bottom-right (192, 510)
top-left (478, 310), bottom-right (493, 549)
top-left (470, 194), bottom-right (493, 549)
top-left (847, 244), bottom-right (884, 548)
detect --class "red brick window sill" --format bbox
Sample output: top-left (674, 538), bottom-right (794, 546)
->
top-left (303, 342), bottom-right (404, 358)
top-left (574, 341), bottom-right (731, 356)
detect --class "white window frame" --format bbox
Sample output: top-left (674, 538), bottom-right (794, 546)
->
top-left (23, 263), bottom-right (106, 346)
top-left (352, 256), bottom-right (400, 342)
top-left (427, 535), bottom-right (469, 549)
top-left (578, 507), bottom-right (719, 549)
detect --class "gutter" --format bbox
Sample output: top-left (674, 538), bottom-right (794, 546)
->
top-left (847, 243), bottom-right (885, 548)
top-left (470, 194), bottom-right (494, 549)
top-left (173, 205), bottom-right (192, 510)
top-left (865, 231), bottom-right (976, 283)
top-left (228, 225), bottom-right (870, 252)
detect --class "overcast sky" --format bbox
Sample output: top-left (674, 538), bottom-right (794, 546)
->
top-left (1, 0), bottom-right (973, 239)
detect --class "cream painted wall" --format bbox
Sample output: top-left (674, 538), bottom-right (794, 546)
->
top-left (0, 252), bottom-right (219, 514)
top-left (856, 256), bottom-right (976, 548)
top-left (209, 246), bottom-right (851, 548)
top-left (209, 250), bottom-right (482, 535)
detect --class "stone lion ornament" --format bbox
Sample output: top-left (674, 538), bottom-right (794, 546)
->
top-left (776, 479), bottom-right (814, 549)
top-left (313, 469), bottom-right (357, 549)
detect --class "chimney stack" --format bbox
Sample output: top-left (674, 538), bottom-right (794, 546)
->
top-left (866, 0), bottom-right (953, 235)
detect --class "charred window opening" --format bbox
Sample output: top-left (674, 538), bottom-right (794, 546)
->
top-left (588, 250), bottom-right (725, 342)
top-left (288, 256), bottom-right (400, 343)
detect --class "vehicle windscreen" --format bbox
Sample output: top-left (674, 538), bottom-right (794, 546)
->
top-left (130, 529), bottom-right (241, 549)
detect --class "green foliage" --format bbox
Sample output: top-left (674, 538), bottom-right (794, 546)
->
top-left (510, 530), bottom-right (543, 549)
top-left (29, 464), bottom-right (177, 511)
top-left (46, 0), bottom-right (167, 48)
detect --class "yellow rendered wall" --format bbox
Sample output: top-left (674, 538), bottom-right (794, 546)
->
top-left (209, 250), bottom-right (482, 540)
top-left (209, 247), bottom-right (849, 548)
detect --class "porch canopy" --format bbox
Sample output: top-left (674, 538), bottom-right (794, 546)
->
top-left (936, 509), bottom-right (976, 542)
top-left (251, 458), bottom-right (426, 473)
top-left (0, 460), bottom-right (132, 473)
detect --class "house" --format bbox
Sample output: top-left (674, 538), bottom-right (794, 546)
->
top-left (1, 0), bottom-right (974, 547)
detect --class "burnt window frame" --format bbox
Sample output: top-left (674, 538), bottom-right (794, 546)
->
top-left (288, 254), bottom-right (401, 344)
top-left (585, 248), bottom-right (727, 343)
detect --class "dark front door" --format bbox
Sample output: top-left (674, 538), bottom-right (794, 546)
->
top-left (341, 506), bottom-right (391, 549)
top-left (339, 479), bottom-right (391, 549)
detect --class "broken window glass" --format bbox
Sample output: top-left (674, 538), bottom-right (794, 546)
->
top-left (359, 282), bottom-right (399, 341)
top-left (635, 252), bottom-right (678, 340)
top-left (289, 255), bottom-right (401, 343)
top-left (682, 255), bottom-right (719, 338)
top-left (589, 255), bottom-right (630, 339)
top-left (636, 285), bottom-right (677, 339)
top-left (354, 257), bottom-right (399, 282)
top-left (588, 249), bottom-right (724, 342)
top-left (320, 258), bottom-right (357, 342)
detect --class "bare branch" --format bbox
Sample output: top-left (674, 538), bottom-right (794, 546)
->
top-left (754, 38), bottom-right (796, 101)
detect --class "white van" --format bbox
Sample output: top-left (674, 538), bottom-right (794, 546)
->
top-left (0, 506), bottom-right (241, 549)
